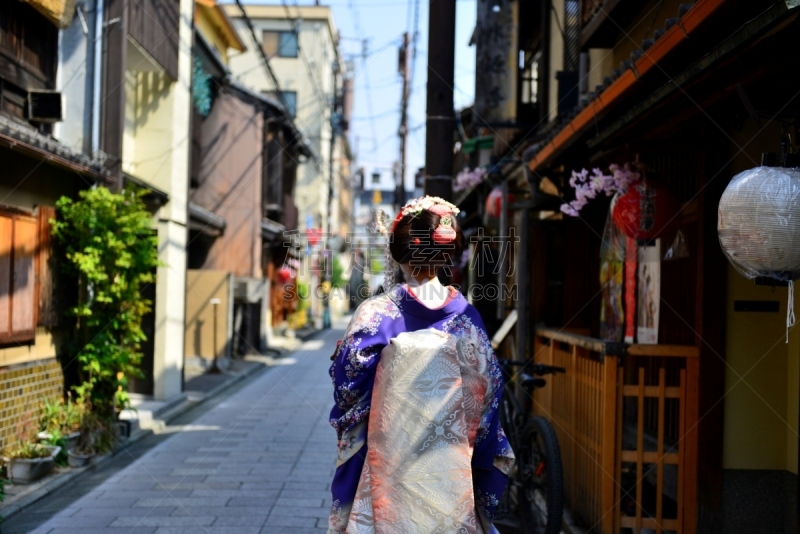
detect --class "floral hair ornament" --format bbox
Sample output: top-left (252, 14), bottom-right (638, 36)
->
top-left (392, 196), bottom-right (460, 244)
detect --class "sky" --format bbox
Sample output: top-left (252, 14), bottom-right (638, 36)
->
top-left (240, 0), bottom-right (478, 191)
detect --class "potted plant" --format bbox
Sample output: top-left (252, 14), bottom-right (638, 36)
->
top-left (68, 413), bottom-right (115, 467)
top-left (2, 412), bottom-right (60, 483)
top-left (3, 442), bottom-right (60, 484)
top-left (38, 396), bottom-right (85, 452)
top-left (38, 428), bottom-right (69, 467)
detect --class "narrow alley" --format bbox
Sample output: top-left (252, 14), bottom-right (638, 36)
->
top-left (2, 330), bottom-right (343, 534)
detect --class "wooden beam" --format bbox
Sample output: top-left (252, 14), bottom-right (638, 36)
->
top-left (528, 0), bottom-right (730, 173)
top-left (100, 0), bottom-right (128, 187)
top-left (627, 344), bottom-right (699, 358)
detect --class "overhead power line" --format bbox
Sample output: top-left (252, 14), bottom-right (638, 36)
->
top-left (233, 0), bottom-right (296, 129)
top-left (281, 0), bottom-right (330, 117)
top-left (347, 0), bottom-right (379, 153)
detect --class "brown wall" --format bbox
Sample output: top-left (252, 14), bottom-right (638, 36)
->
top-left (190, 89), bottom-right (263, 278)
top-left (184, 270), bottom-right (231, 360)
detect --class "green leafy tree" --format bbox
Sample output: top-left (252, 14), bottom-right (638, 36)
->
top-left (51, 187), bottom-right (160, 419)
top-left (331, 256), bottom-right (345, 289)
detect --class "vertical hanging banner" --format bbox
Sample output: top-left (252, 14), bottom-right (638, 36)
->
top-left (601, 260), bottom-right (624, 342)
top-left (600, 205), bottom-right (626, 342)
top-left (624, 236), bottom-right (637, 343)
top-left (636, 239), bottom-right (661, 344)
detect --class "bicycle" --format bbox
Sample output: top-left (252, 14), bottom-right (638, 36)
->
top-left (497, 359), bottom-right (566, 534)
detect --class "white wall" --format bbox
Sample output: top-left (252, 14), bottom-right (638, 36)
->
top-left (54, 0), bottom-right (100, 155)
top-left (120, 0), bottom-right (193, 400)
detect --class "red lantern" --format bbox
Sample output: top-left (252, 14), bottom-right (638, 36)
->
top-left (277, 267), bottom-right (292, 283)
top-left (306, 227), bottom-right (322, 246)
top-left (612, 180), bottom-right (678, 241)
top-left (485, 187), bottom-right (515, 218)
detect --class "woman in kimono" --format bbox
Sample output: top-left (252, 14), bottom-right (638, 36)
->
top-left (328, 196), bottom-right (515, 534)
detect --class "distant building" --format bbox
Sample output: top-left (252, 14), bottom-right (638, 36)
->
top-left (223, 4), bottom-right (351, 239)
top-left (185, 0), bottom-right (311, 362)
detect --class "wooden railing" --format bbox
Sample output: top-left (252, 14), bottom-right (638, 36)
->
top-left (532, 328), bottom-right (699, 534)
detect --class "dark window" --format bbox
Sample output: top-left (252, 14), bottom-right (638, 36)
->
top-left (0, 1), bottom-right (57, 128)
top-left (0, 1), bottom-right (57, 85)
top-left (265, 90), bottom-right (297, 117)
top-left (263, 30), bottom-right (298, 58)
top-left (563, 0), bottom-right (580, 71)
top-left (521, 50), bottom-right (541, 105)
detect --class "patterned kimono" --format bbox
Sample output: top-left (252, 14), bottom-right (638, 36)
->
top-left (328, 285), bottom-right (515, 534)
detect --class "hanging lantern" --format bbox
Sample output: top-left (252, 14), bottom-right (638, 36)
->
top-left (306, 227), bottom-right (322, 246)
top-left (485, 186), bottom-right (515, 218)
top-left (277, 266), bottom-right (292, 284)
top-left (718, 166), bottom-right (800, 279)
top-left (612, 180), bottom-right (679, 241)
top-left (718, 166), bottom-right (800, 342)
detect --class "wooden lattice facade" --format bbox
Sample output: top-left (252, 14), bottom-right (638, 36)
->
top-left (532, 330), bottom-right (700, 534)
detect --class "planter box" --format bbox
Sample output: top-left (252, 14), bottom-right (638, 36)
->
top-left (37, 431), bottom-right (80, 451)
top-left (115, 420), bottom-right (131, 439)
top-left (4, 446), bottom-right (61, 484)
top-left (67, 450), bottom-right (94, 468)
top-left (63, 431), bottom-right (81, 451)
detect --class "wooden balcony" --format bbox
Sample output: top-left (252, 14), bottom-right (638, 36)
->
top-left (532, 328), bottom-right (699, 533)
top-left (128, 0), bottom-right (180, 79)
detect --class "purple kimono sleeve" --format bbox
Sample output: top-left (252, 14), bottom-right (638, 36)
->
top-left (327, 299), bottom-right (395, 530)
top-left (467, 309), bottom-right (516, 521)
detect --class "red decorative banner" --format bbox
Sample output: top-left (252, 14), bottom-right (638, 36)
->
top-left (624, 236), bottom-right (637, 343)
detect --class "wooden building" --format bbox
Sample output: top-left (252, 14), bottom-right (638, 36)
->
top-left (0, 0), bottom-right (113, 451)
top-left (186, 5), bottom-right (310, 368)
top-left (463, 0), bottom-right (800, 532)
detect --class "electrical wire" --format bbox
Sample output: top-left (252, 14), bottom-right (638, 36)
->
top-left (232, 0), bottom-right (300, 134)
top-left (280, 0), bottom-right (331, 118)
top-left (352, 108), bottom-right (400, 121)
top-left (348, 0), bottom-right (379, 153)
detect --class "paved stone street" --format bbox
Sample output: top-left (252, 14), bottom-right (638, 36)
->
top-left (3, 328), bottom-right (343, 534)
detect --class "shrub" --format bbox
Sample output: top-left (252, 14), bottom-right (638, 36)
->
top-left (331, 256), bottom-right (345, 289)
top-left (51, 187), bottom-right (160, 419)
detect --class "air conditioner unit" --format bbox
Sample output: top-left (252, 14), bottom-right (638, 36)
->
top-left (27, 90), bottom-right (63, 123)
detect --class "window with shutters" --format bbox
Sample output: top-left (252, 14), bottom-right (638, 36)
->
top-left (262, 30), bottom-right (298, 58)
top-left (0, 208), bottom-right (39, 344)
top-left (0, 1), bottom-right (57, 129)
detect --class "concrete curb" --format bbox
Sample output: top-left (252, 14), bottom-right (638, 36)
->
top-left (0, 359), bottom-right (269, 524)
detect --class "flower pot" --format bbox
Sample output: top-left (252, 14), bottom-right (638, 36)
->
top-left (37, 431), bottom-right (80, 451)
top-left (4, 446), bottom-right (60, 484)
top-left (63, 431), bottom-right (81, 451)
top-left (67, 450), bottom-right (95, 468)
top-left (115, 420), bottom-right (131, 439)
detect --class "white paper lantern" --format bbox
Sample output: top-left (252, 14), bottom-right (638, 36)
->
top-left (718, 166), bottom-right (800, 341)
top-left (718, 166), bottom-right (800, 280)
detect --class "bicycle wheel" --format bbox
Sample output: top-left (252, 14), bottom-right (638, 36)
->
top-left (495, 388), bottom-right (522, 526)
top-left (518, 416), bottom-right (564, 534)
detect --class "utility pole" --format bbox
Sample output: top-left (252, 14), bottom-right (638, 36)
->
top-left (328, 60), bottom-right (340, 240)
top-left (397, 32), bottom-right (410, 209)
top-left (424, 0), bottom-right (456, 201)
